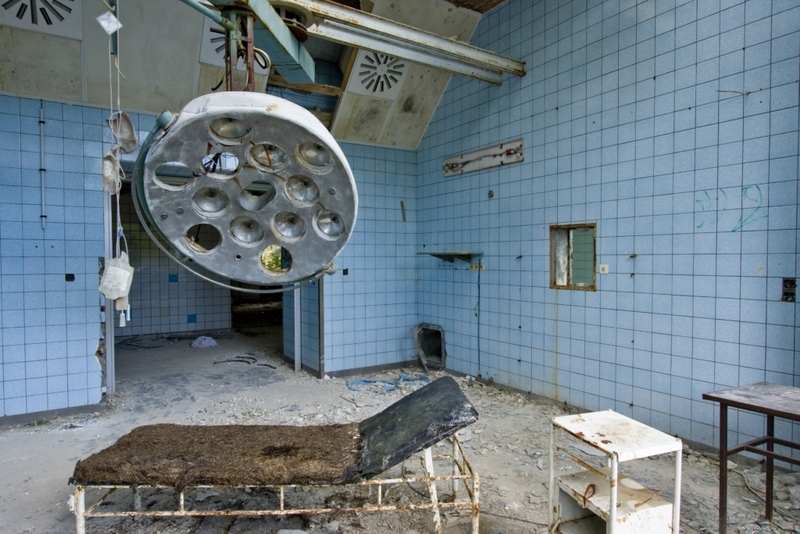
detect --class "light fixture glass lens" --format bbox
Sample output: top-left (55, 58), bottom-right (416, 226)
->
top-left (316, 209), bottom-right (344, 238)
top-left (193, 188), bottom-right (229, 214)
top-left (286, 175), bottom-right (319, 204)
top-left (274, 211), bottom-right (306, 240)
top-left (298, 141), bottom-right (332, 168)
top-left (230, 216), bottom-right (264, 244)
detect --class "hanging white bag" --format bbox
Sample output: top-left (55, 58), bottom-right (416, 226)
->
top-left (102, 148), bottom-right (122, 193)
top-left (107, 111), bottom-right (139, 154)
top-left (99, 251), bottom-right (134, 300)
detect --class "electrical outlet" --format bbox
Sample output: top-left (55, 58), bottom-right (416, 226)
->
top-left (782, 278), bottom-right (796, 302)
top-left (470, 263), bottom-right (485, 271)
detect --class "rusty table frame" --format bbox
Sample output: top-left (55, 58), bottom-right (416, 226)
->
top-left (70, 435), bottom-right (479, 534)
top-left (703, 382), bottom-right (800, 534)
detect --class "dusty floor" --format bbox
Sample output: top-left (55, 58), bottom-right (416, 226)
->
top-left (1, 323), bottom-right (799, 534)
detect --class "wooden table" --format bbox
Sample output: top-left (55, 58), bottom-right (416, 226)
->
top-left (703, 382), bottom-right (800, 534)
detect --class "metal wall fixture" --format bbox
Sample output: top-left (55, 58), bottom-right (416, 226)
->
top-left (133, 91), bottom-right (358, 291)
top-left (442, 139), bottom-right (524, 177)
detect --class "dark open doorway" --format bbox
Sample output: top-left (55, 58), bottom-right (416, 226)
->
top-left (230, 283), bottom-right (284, 335)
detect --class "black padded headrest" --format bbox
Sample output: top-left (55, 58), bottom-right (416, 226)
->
top-left (358, 376), bottom-right (478, 478)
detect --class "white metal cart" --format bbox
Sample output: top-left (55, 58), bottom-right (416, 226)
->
top-left (548, 410), bottom-right (682, 533)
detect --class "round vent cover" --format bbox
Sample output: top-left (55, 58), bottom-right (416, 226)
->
top-left (3, 0), bottom-right (73, 26)
top-left (355, 51), bottom-right (406, 98)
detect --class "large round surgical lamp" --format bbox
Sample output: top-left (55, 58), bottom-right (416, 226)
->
top-left (132, 92), bottom-right (357, 292)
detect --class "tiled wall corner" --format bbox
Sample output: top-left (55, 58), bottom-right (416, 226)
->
top-left (415, 0), bottom-right (800, 449)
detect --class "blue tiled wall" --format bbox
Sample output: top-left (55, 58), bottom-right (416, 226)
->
top-left (3, 0), bottom-right (799, 454)
top-left (112, 184), bottom-right (232, 337)
top-left (416, 0), bottom-right (800, 449)
top-left (283, 280), bottom-right (322, 373)
top-left (322, 144), bottom-right (419, 373)
top-left (0, 96), bottom-right (105, 416)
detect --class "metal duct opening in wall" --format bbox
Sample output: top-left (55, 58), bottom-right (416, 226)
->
top-left (414, 323), bottom-right (447, 371)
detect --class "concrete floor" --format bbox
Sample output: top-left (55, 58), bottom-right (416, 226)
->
top-left (0, 323), bottom-right (795, 533)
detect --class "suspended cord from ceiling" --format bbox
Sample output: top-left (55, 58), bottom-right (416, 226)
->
top-left (254, 47), bottom-right (270, 71)
top-left (106, 0), bottom-right (128, 262)
top-left (98, 0), bottom-right (138, 329)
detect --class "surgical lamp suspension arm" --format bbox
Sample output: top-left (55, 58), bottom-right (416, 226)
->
top-left (223, 10), bottom-right (258, 92)
top-left (175, 0), bottom-right (237, 32)
top-left (174, 0), bottom-right (258, 91)
top-left (137, 2), bottom-right (355, 295)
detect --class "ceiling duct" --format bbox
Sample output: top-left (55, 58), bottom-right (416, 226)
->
top-left (270, 0), bottom-right (314, 42)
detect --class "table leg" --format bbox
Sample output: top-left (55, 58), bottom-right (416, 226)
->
top-left (766, 414), bottom-right (774, 522)
top-left (74, 486), bottom-right (86, 534)
top-left (609, 455), bottom-right (618, 533)
top-left (549, 423), bottom-right (556, 529)
top-left (673, 446), bottom-right (682, 532)
top-left (719, 403), bottom-right (728, 534)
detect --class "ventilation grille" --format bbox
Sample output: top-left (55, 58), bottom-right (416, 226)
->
top-left (0, 0), bottom-right (82, 38)
top-left (4, 0), bottom-right (73, 26)
top-left (350, 51), bottom-right (406, 100)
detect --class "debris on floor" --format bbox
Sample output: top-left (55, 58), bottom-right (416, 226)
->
top-left (2, 327), bottom-right (800, 533)
top-left (191, 335), bottom-right (218, 348)
top-left (346, 373), bottom-right (430, 392)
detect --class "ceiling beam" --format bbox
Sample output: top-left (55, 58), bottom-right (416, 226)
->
top-left (268, 72), bottom-right (344, 97)
top-left (280, 0), bottom-right (525, 84)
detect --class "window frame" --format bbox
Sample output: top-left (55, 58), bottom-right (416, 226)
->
top-left (549, 223), bottom-right (597, 291)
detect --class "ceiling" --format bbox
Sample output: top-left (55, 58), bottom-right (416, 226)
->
top-left (328, 0), bottom-right (482, 148)
top-left (0, 0), bottom-right (515, 149)
top-left (443, 0), bottom-right (506, 13)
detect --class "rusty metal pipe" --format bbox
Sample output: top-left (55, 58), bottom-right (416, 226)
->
top-left (175, 0), bottom-right (236, 31)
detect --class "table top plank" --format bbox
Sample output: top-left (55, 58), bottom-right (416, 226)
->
top-left (702, 382), bottom-right (800, 420)
top-left (552, 410), bottom-right (682, 461)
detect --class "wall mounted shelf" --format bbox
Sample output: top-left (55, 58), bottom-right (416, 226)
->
top-left (418, 251), bottom-right (483, 264)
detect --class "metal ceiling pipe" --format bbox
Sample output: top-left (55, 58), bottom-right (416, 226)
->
top-left (311, 21), bottom-right (504, 84)
top-left (284, 0), bottom-right (525, 79)
top-left (175, 0), bottom-right (237, 31)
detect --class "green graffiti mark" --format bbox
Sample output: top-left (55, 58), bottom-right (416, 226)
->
top-left (695, 186), bottom-right (767, 232)
top-left (695, 189), bottom-right (727, 229)
top-left (732, 185), bottom-right (768, 232)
